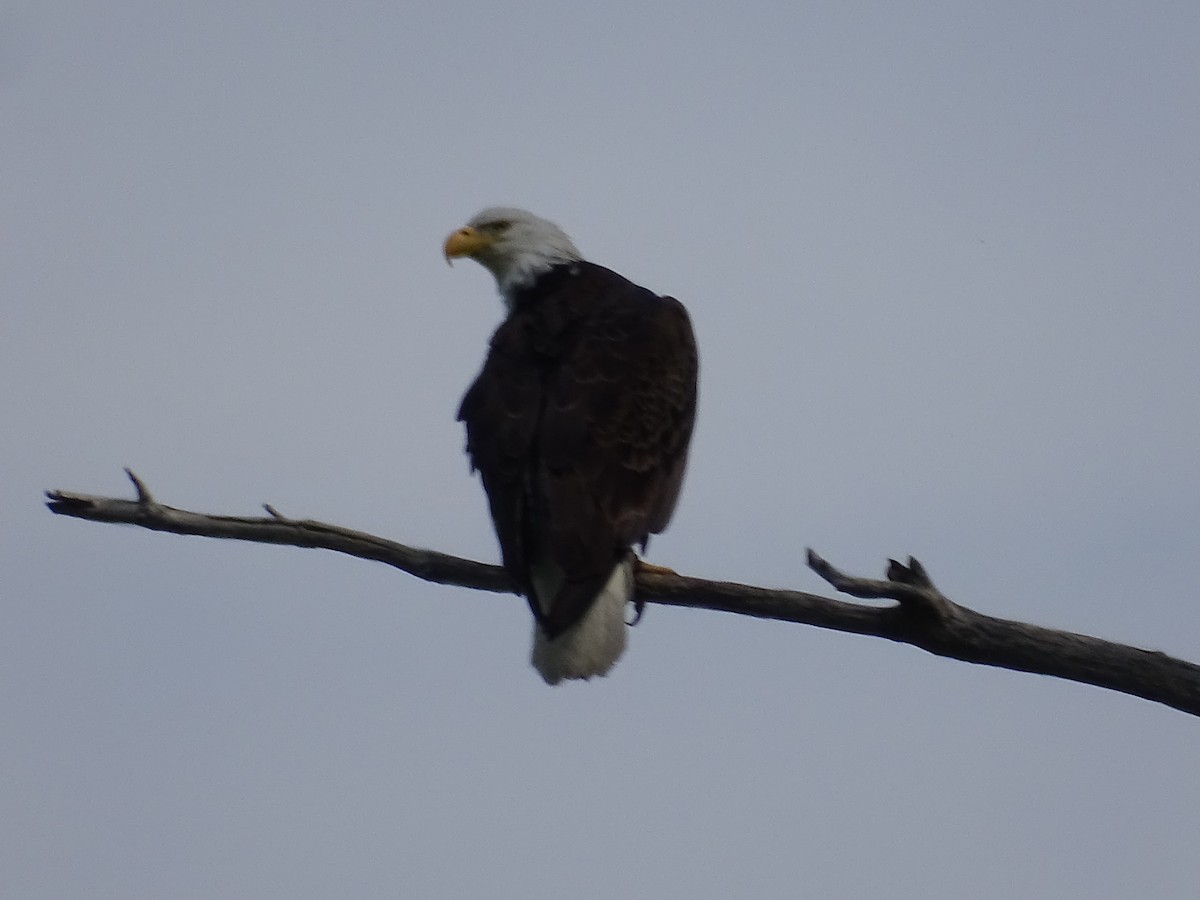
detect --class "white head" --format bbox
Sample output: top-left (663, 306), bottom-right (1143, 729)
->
top-left (443, 207), bottom-right (583, 305)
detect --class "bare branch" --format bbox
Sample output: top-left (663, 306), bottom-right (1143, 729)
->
top-left (46, 475), bottom-right (512, 594)
top-left (46, 474), bottom-right (1200, 717)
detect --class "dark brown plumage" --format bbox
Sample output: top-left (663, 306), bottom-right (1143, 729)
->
top-left (458, 260), bottom-right (698, 639)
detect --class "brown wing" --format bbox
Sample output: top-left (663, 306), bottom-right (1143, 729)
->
top-left (459, 262), bottom-right (698, 637)
top-left (456, 319), bottom-right (541, 596)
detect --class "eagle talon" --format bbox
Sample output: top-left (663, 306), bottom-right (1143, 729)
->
top-left (627, 597), bottom-right (646, 627)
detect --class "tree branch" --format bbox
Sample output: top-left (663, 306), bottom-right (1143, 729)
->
top-left (46, 470), bottom-right (1200, 716)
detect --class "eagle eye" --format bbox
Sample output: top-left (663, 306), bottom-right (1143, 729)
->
top-left (489, 220), bottom-right (512, 233)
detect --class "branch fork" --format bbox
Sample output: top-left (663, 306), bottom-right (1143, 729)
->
top-left (807, 549), bottom-right (955, 620)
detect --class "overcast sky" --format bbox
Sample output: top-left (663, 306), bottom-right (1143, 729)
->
top-left (4, 2), bottom-right (1199, 898)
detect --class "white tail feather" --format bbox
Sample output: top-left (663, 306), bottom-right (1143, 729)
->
top-left (530, 558), bottom-right (632, 685)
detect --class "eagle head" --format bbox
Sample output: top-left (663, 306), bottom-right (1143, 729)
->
top-left (444, 207), bottom-right (582, 303)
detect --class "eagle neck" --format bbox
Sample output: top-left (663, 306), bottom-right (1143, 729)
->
top-left (504, 262), bottom-right (583, 313)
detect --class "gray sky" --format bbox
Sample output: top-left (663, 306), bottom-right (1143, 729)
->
top-left (4, 2), bottom-right (1199, 897)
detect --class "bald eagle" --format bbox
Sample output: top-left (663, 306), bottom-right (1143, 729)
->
top-left (445, 208), bottom-right (698, 684)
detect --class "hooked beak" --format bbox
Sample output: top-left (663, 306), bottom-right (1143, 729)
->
top-left (443, 225), bottom-right (491, 266)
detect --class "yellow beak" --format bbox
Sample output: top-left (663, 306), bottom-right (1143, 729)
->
top-left (443, 226), bottom-right (492, 264)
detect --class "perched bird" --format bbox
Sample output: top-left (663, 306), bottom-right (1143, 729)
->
top-left (446, 207), bottom-right (698, 684)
